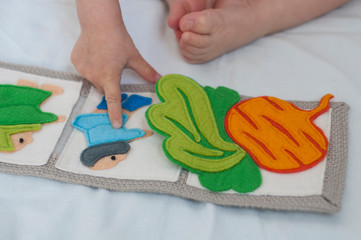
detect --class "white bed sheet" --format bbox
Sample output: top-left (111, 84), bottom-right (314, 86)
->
top-left (0, 0), bottom-right (360, 239)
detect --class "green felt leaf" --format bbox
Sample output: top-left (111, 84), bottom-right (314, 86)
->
top-left (203, 86), bottom-right (262, 193)
top-left (146, 74), bottom-right (246, 173)
top-left (204, 86), bottom-right (241, 142)
top-left (0, 124), bottom-right (41, 151)
top-left (0, 85), bottom-right (57, 125)
top-left (198, 154), bottom-right (262, 193)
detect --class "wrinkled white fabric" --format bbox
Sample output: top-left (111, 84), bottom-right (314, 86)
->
top-left (0, 0), bottom-right (360, 239)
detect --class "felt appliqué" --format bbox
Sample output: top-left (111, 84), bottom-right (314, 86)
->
top-left (80, 141), bottom-right (130, 168)
top-left (97, 94), bottom-right (152, 112)
top-left (198, 154), bottom-right (261, 193)
top-left (146, 74), bottom-right (261, 193)
top-left (146, 75), bottom-right (246, 172)
top-left (97, 94), bottom-right (128, 110)
top-left (203, 86), bottom-right (262, 192)
top-left (0, 85), bottom-right (57, 125)
top-left (72, 113), bottom-right (145, 147)
top-left (0, 84), bottom-right (60, 153)
top-left (146, 74), bottom-right (333, 194)
top-left (122, 95), bottom-right (152, 112)
top-left (0, 124), bottom-right (41, 151)
top-left (225, 94), bottom-right (333, 173)
top-left (73, 93), bottom-right (152, 170)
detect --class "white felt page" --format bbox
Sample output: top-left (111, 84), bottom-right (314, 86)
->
top-left (56, 87), bottom-right (182, 181)
top-left (186, 109), bottom-right (332, 196)
top-left (0, 68), bottom-right (82, 165)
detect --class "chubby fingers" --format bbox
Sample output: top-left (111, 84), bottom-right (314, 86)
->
top-left (103, 79), bottom-right (123, 129)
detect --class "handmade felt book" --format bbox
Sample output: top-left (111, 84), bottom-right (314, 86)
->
top-left (0, 62), bottom-right (349, 213)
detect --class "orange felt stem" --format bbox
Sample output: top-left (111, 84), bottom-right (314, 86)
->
top-left (308, 94), bottom-right (334, 119)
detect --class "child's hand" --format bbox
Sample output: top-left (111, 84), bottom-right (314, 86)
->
top-left (72, 0), bottom-right (160, 129)
top-left (71, 30), bottom-right (160, 128)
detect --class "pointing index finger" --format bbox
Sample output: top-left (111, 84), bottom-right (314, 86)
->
top-left (103, 81), bottom-right (123, 129)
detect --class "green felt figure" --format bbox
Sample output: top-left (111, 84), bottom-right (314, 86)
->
top-left (0, 124), bottom-right (41, 152)
top-left (0, 85), bottom-right (58, 152)
top-left (146, 74), bottom-right (262, 193)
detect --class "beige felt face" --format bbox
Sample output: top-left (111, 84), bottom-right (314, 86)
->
top-left (9, 132), bottom-right (34, 152)
top-left (90, 154), bottom-right (127, 170)
top-left (40, 83), bottom-right (64, 95)
top-left (17, 79), bottom-right (64, 95)
top-left (17, 79), bottom-right (39, 88)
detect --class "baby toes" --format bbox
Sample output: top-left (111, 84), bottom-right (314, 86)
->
top-left (180, 46), bottom-right (205, 63)
top-left (180, 46), bottom-right (213, 64)
top-left (179, 33), bottom-right (211, 63)
top-left (179, 9), bottom-right (222, 35)
top-left (181, 32), bottom-right (211, 48)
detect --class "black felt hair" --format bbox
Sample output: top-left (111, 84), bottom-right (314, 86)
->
top-left (80, 141), bottom-right (130, 167)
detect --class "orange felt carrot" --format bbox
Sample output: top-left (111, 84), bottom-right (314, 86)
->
top-left (225, 94), bottom-right (333, 173)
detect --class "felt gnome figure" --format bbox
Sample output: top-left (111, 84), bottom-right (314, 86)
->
top-left (0, 82), bottom-right (64, 152)
top-left (72, 94), bottom-right (153, 170)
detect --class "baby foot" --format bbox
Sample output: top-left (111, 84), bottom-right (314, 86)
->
top-left (166, 0), bottom-right (216, 41)
top-left (178, 0), bottom-right (267, 63)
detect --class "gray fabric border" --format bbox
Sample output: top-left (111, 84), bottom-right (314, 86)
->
top-left (0, 62), bottom-right (349, 213)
